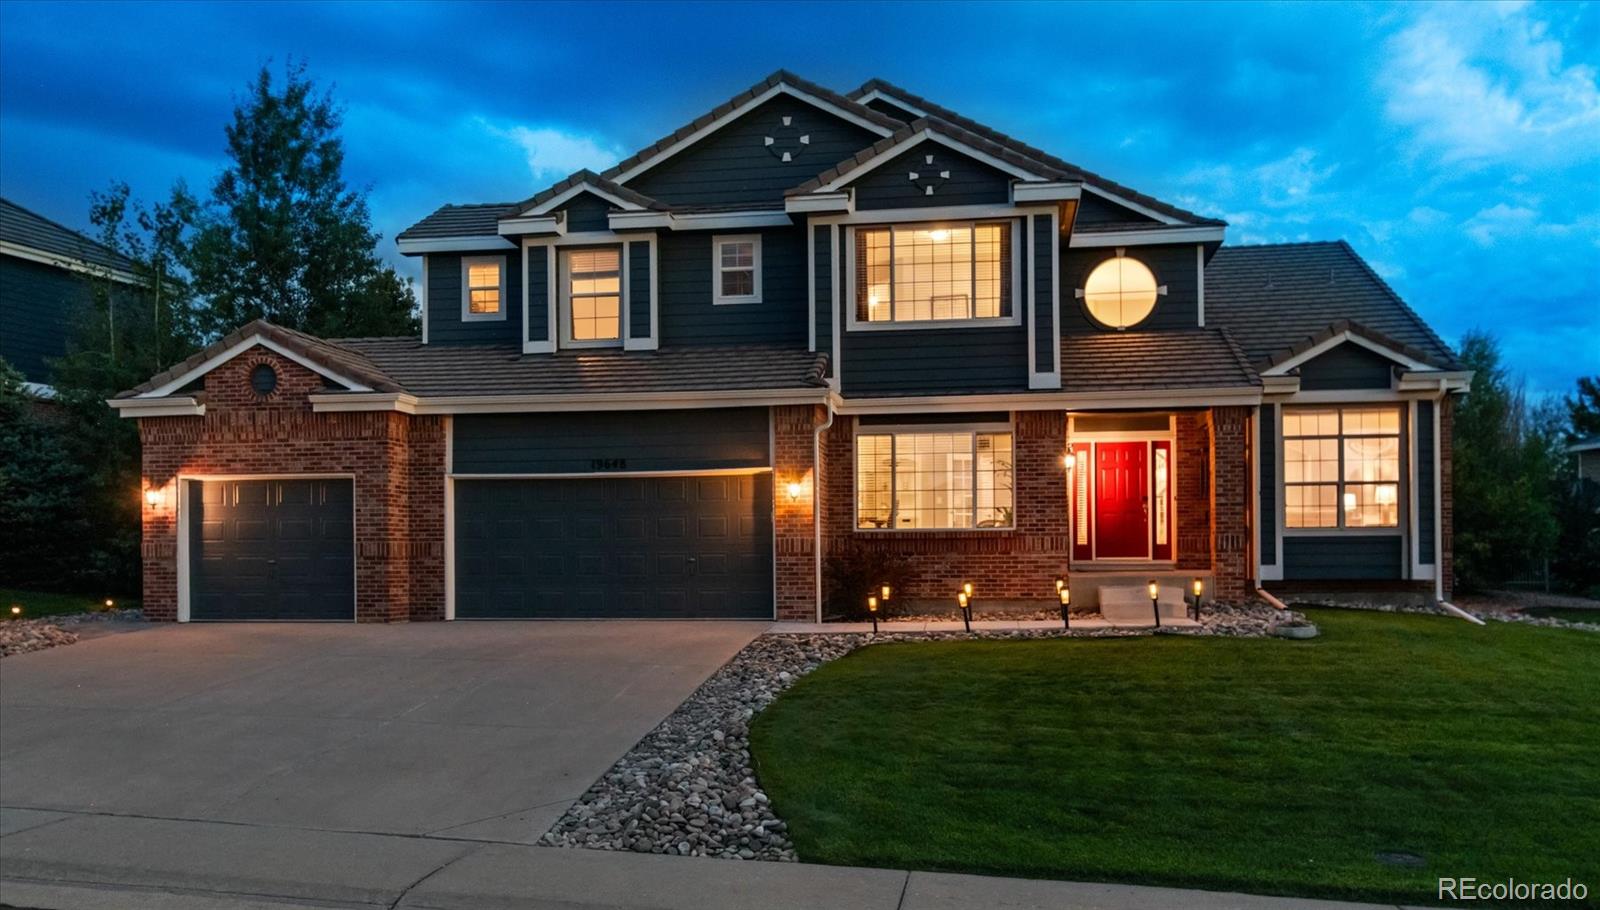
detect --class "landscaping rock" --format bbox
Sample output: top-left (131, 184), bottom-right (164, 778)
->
top-left (0, 609), bottom-right (144, 659)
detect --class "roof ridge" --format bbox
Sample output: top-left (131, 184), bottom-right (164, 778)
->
top-left (0, 196), bottom-right (137, 269)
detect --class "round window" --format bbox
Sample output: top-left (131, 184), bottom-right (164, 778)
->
top-left (250, 363), bottom-right (278, 397)
top-left (1082, 255), bottom-right (1159, 329)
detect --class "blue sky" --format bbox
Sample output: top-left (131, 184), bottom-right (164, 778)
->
top-left (1, 0), bottom-right (1595, 393)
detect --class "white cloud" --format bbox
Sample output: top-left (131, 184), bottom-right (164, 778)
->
top-left (1463, 203), bottom-right (1539, 246)
top-left (479, 120), bottom-right (624, 180)
top-left (1251, 148), bottom-right (1337, 208)
top-left (1380, 2), bottom-right (1600, 166)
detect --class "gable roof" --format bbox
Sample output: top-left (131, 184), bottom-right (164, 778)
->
top-left (848, 78), bottom-right (1222, 227)
top-left (601, 69), bottom-right (904, 185)
top-left (1, 197), bottom-right (138, 275)
top-left (509, 169), bottom-right (670, 216)
top-left (1204, 241), bottom-right (1461, 371)
top-left (786, 117), bottom-right (1066, 197)
top-left (116, 319), bottom-right (403, 399)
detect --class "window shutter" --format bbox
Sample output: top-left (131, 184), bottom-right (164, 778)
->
top-left (998, 222), bottom-right (1013, 318)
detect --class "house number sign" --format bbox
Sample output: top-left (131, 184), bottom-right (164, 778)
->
top-left (590, 458), bottom-right (629, 471)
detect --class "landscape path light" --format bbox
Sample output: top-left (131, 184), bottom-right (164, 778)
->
top-left (956, 589), bottom-right (972, 632)
top-left (1189, 577), bottom-right (1204, 621)
top-left (1147, 579), bottom-right (1162, 629)
top-left (866, 595), bottom-right (879, 635)
top-left (1058, 586), bottom-right (1071, 630)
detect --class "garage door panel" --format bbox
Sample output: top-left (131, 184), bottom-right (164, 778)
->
top-left (189, 479), bottom-right (355, 621)
top-left (455, 475), bottom-right (772, 619)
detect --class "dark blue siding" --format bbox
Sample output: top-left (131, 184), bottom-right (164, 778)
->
top-left (1299, 343), bottom-right (1396, 390)
top-left (1417, 400), bottom-right (1436, 564)
top-left (813, 224), bottom-right (832, 364)
top-left (628, 241), bottom-right (652, 340)
top-left (840, 326), bottom-right (1029, 395)
top-left (0, 254), bottom-right (101, 384)
top-left (1075, 192), bottom-right (1160, 225)
top-left (1260, 404), bottom-right (1277, 565)
top-left (452, 408), bottom-right (771, 474)
top-left (627, 95), bottom-right (881, 207)
top-left (1031, 214), bottom-right (1053, 368)
top-left (1061, 244), bottom-right (1199, 333)
top-left (853, 142), bottom-right (1012, 210)
top-left (527, 248), bottom-right (549, 344)
top-left (426, 251), bottom-right (524, 345)
top-left (657, 227), bottom-right (807, 346)
top-left (864, 97), bottom-right (919, 122)
top-left (559, 192), bottom-right (614, 233)
top-left (1283, 536), bottom-right (1404, 580)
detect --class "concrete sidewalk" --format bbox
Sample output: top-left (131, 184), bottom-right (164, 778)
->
top-left (769, 617), bottom-right (1200, 633)
top-left (1, 809), bottom-right (1414, 910)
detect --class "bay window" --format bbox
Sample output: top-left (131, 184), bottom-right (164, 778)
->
top-left (855, 221), bottom-right (1013, 324)
top-left (856, 429), bottom-right (1014, 530)
top-left (1284, 407), bottom-right (1401, 529)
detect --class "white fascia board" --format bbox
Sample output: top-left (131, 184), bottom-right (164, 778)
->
top-left (1262, 329), bottom-right (1434, 376)
top-left (1261, 375), bottom-right (1301, 396)
top-left (139, 336), bottom-right (374, 398)
top-left (609, 211), bottom-right (674, 230)
top-left (1068, 226), bottom-right (1226, 248)
top-left (310, 388), bottom-right (828, 414)
top-left (607, 210), bottom-right (794, 231)
top-left (815, 202), bottom-right (1042, 226)
top-left (0, 241), bottom-right (142, 286)
top-left (612, 83), bottom-right (898, 186)
top-left (1397, 370), bottom-right (1473, 393)
top-left (497, 216), bottom-right (564, 236)
top-left (1011, 182), bottom-right (1082, 203)
top-left (308, 392), bottom-right (420, 414)
top-left (815, 129), bottom-right (1049, 193)
top-left (832, 386), bottom-right (1263, 415)
top-left (1080, 184), bottom-right (1186, 226)
top-left (107, 396), bottom-right (205, 418)
top-left (785, 192), bottom-right (853, 215)
top-left (523, 182), bottom-right (646, 216)
top-left (854, 88), bottom-right (929, 118)
top-left (397, 235), bottom-right (518, 254)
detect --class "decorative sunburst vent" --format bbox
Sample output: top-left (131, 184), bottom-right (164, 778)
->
top-left (763, 116), bottom-right (810, 162)
top-left (908, 154), bottom-right (950, 196)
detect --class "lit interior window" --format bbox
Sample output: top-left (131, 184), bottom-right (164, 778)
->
top-left (566, 248), bottom-right (621, 342)
top-left (857, 222), bottom-right (1009, 323)
top-left (465, 259), bottom-right (502, 316)
top-left (1082, 255), bottom-right (1159, 329)
top-left (856, 431), bottom-right (1013, 530)
top-left (1283, 408), bottom-right (1400, 529)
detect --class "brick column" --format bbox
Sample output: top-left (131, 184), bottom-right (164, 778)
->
top-left (1175, 410), bottom-right (1212, 571)
top-left (772, 404), bottom-right (825, 621)
top-left (1212, 406), bottom-right (1251, 600)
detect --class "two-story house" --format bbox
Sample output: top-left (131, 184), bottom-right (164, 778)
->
top-left (111, 72), bottom-right (1470, 622)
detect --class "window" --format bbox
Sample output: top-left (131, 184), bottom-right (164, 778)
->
top-left (1081, 254), bottom-right (1160, 329)
top-left (1284, 407), bottom-right (1400, 529)
top-left (712, 235), bottom-right (761, 304)
top-left (562, 247), bottom-right (622, 346)
top-left (461, 256), bottom-right (505, 321)
top-left (856, 430), bottom-right (1014, 530)
top-left (855, 222), bottom-right (1012, 324)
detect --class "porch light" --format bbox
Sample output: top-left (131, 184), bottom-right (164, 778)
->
top-left (1062, 451), bottom-right (1076, 471)
top-left (786, 481), bottom-right (803, 502)
top-left (144, 487), bottom-right (164, 507)
top-left (956, 590), bottom-right (972, 632)
top-left (1147, 579), bottom-right (1162, 629)
top-left (1058, 586), bottom-right (1071, 629)
top-left (867, 595), bottom-right (879, 635)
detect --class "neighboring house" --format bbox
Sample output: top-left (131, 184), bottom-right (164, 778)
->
top-left (109, 71), bottom-right (1470, 623)
top-left (1, 197), bottom-right (141, 392)
top-left (1572, 436), bottom-right (1600, 487)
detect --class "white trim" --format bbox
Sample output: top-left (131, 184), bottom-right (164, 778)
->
top-left (607, 210), bottom-right (794, 231)
top-left (175, 474), bottom-right (358, 623)
top-left (785, 192), bottom-right (853, 215)
top-left (137, 335), bottom-right (373, 398)
top-left (520, 182), bottom-right (647, 216)
top-left (460, 255), bottom-right (507, 322)
top-left (1263, 329), bottom-right (1434, 376)
top-left (1069, 225), bottom-right (1226, 248)
top-left (711, 234), bottom-right (763, 305)
top-left (811, 129), bottom-right (1050, 193)
top-left (108, 396), bottom-right (206, 418)
top-left (1252, 404), bottom-right (1266, 581)
top-left (851, 420), bottom-right (1018, 532)
top-left (608, 211), bottom-right (673, 231)
top-left (557, 243), bottom-right (625, 350)
top-left (830, 224), bottom-right (842, 390)
top-left (1195, 244), bottom-right (1205, 328)
top-left (842, 220), bottom-right (1024, 332)
top-left (617, 235), bottom-right (663, 351)
top-left (496, 215), bottom-right (564, 237)
top-left (1079, 184), bottom-right (1184, 226)
top-left (0, 240), bottom-right (141, 285)
top-left (854, 88), bottom-right (928, 118)
top-left (444, 416), bottom-right (455, 621)
top-left (611, 82), bottom-right (897, 185)
top-left (1028, 209), bottom-right (1063, 390)
top-left (420, 256), bottom-right (430, 344)
top-left (834, 386), bottom-right (1262, 414)
top-left (309, 387), bottom-right (828, 415)
top-left (1011, 182), bottom-right (1082, 204)
top-left (1433, 395), bottom-right (1444, 600)
top-left (812, 404), bottom-right (835, 623)
top-left (397, 235), bottom-right (516, 254)
top-left (1274, 389), bottom-right (1442, 404)
top-left (451, 467), bottom-right (772, 480)
top-left (1397, 370), bottom-right (1472, 393)
top-left (807, 223), bottom-right (816, 351)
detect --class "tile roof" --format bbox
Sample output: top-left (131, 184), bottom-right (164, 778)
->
top-left (116, 319), bottom-right (403, 398)
top-left (849, 78), bottom-right (1223, 227)
top-left (507, 169), bottom-right (670, 215)
top-left (396, 203), bottom-right (517, 240)
top-left (1, 197), bottom-right (137, 273)
top-left (785, 117), bottom-right (1075, 197)
top-left (1204, 241), bottom-right (1460, 370)
top-left (1061, 328), bottom-right (1260, 392)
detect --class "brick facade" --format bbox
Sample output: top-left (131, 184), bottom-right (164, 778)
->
top-left (138, 351), bottom-right (445, 622)
top-left (772, 404), bottom-right (826, 621)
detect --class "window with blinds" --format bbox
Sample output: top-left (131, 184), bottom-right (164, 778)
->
top-left (462, 256), bottom-right (504, 321)
top-left (563, 247), bottom-right (622, 345)
top-left (855, 222), bottom-right (1011, 324)
top-left (855, 430), bottom-right (1014, 530)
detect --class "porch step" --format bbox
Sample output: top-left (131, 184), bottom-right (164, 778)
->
top-left (1099, 585), bottom-right (1191, 623)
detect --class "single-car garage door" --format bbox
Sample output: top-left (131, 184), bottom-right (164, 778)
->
top-left (455, 473), bottom-right (773, 619)
top-left (188, 479), bottom-right (355, 621)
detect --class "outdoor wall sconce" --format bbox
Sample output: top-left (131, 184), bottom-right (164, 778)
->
top-left (786, 481), bottom-right (803, 502)
top-left (1058, 586), bottom-right (1071, 629)
top-left (866, 595), bottom-right (879, 635)
top-left (144, 487), bottom-right (164, 507)
top-left (1061, 451), bottom-right (1076, 471)
top-left (956, 590), bottom-right (972, 632)
top-left (1147, 579), bottom-right (1162, 629)
top-left (1188, 577), bottom-right (1204, 621)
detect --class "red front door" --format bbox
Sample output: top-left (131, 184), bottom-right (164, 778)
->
top-left (1095, 442), bottom-right (1149, 558)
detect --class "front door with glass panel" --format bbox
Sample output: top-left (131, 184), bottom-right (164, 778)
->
top-left (1070, 437), bottom-right (1173, 562)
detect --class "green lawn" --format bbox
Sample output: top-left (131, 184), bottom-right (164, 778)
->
top-left (0, 588), bottom-right (137, 620)
top-left (1523, 607), bottom-right (1600, 624)
top-left (751, 610), bottom-right (1600, 906)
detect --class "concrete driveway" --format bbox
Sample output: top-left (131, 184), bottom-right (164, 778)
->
top-left (0, 621), bottom-right (760, 845)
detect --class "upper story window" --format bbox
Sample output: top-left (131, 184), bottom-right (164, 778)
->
top-left (560, 247), bottom-right (622, 347)
top-left (856, 428), bottom-right (1014, 530)
top-left (1081, 253), bottom-right (1162, 330)
top-left (461, 256), bottom-right (505, 321)
top-left (1283, 407), bottom-right (1401, 529)
top-left (854, 222), bottom-right (1013, 325)
top-left (713, 235), bottom-right (762, 305)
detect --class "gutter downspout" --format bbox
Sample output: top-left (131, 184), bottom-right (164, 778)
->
top-left (812, 403), bottom-right (836, 624)
top-left (1431, 382), bottom-right (1482, 626)
top-left (1256, 588), bottom-right (1290, 611)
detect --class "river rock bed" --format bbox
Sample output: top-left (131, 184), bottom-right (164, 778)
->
top-left (0, 609), bottom-right (144, 658)
top-left (540, 603), bottom-right (1299, 861)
